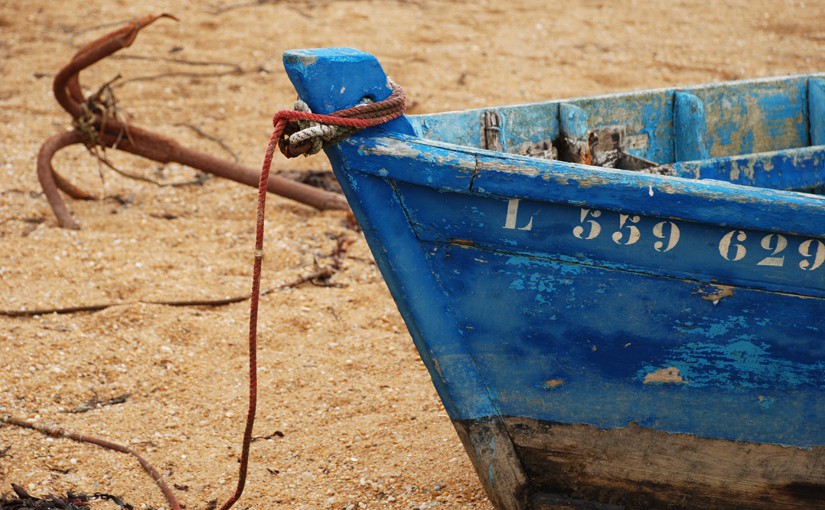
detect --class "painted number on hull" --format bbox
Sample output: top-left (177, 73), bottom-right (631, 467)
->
top-left (572, 208), bottom-right (680, 252)
top-left (799, 239), bottom-right (825, 271)
top-left (718, 230), bottom-right (748, 262)
top-left (652, 221), bottom-right (681, 253)
top-left (572, 208), bottom-right (601, 240)
top-left (567, 207), bottom-right (825, 271)
top-left (718, 230), bottom-right (825, 270)
top-left (612, 214), bottom-right (642, 245)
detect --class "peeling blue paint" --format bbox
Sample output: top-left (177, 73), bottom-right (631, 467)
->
top-left (283, 49), bottom-right (825, 450)
top-left (638, 339), bottom-right (825, 390)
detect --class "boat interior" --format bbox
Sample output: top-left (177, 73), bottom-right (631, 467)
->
top-left (408, 74), bottom-right (825, 194)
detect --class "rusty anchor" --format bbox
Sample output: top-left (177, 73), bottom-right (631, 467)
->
top-left (37, 13), bottom-right (349, 230)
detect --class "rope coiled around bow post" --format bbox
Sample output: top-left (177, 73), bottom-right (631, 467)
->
top-left (218, 79), bottom-right (406, 510)
top-left (279, 78), bottom-right (407, 158)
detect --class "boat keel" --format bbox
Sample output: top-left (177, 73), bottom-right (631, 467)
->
top-left (454, 417), bottom-right (825, 509)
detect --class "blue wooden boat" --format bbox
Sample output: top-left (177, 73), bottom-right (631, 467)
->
top-left (281, 49), bottom-right (825, 509)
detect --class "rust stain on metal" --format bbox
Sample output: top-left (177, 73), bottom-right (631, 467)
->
top-left (643, 367), bottom-right (688, 384)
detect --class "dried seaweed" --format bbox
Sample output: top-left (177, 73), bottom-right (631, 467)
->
top-left (0, 485), bottom-right (133, 510)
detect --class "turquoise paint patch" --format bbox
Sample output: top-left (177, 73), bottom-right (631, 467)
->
top-left (676, 315), bottom-right (748, 338)
top-left (644, 339), bottom-right (825, 390)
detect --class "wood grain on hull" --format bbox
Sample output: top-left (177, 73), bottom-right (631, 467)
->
top-left (455, 417), bottom-right (825, 509)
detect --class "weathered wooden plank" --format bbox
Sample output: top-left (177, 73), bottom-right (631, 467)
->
top-left (668, 76), bottom-right (808, 158)
top-left (559, 103), bottom-right (589, 140)
top-left (483, 110), bottom-right (504, 151)
top-left (410, 102), bottom-right (561, 159)
top-left (810, 77), bottom-right (825, 146)
top-left (498, 102), bottom-right (560, 158)
top-left (672, 144), bottom-right (825, 191)
top-left (452, 417), bottom-right (531, 510)
top-left (489, 417), bottom-right (824, 509)
top-left (558, 103), bottom-right (591, 165)
top-left (565, 90), bottom-right (673, 163)
top-left (674, 90), bottom-right (711, 161)
top-left (531, 493), bottom-right (623, 510)
top-left (411, 74), bottom-right (825, 169)
top-left (410, 108), bottom-right (485, 148)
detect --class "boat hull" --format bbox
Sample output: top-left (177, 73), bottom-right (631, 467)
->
top-left (282, 48), bottom-right (825, 509)
top-left (395, 181), bottom-right (825, 508)
top-left (339, 143), bottom-right (825, 510)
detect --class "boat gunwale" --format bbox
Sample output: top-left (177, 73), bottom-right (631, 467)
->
top-left (346, 132), bottom-right (825, 239)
